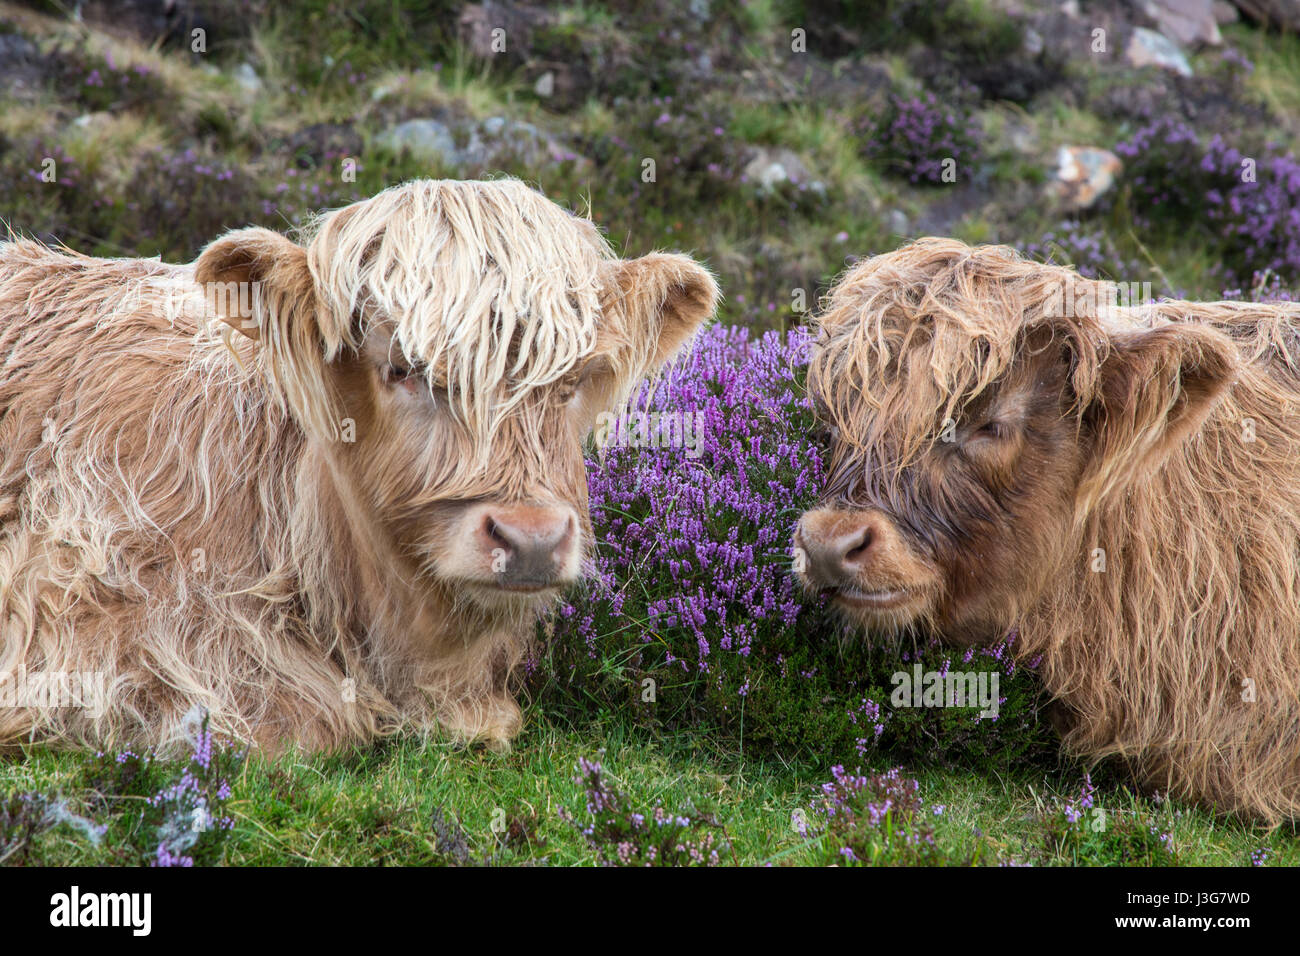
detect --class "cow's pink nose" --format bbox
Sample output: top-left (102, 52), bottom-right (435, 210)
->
top-left (477, 505), bottom-right (576, 590)
top-left (795, 511), bottom-right (879, 585)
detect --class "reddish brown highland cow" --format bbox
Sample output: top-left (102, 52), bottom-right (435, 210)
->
top-left (796, 237), bottom-right (1300, 823)
top-left (0, 179), bottom-right (717, 753)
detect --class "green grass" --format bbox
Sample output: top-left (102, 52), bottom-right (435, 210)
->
top-left (2, 711), bottom-right (1294, 866)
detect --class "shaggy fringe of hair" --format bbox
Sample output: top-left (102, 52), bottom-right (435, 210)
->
top-left (814, 237), bottom-right (1300, 824)
top-left (233, 180), bottom-right (703, 500)
top-left (305, 179), bottom-right (607, 449)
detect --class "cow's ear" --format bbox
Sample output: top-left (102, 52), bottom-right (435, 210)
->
top-left (194, 227), bottom-right (312, 342)
top-left (610, 253), bottom-right (719, 374)
top-left (1081, 323), bottom-right (1237, 499)
top-left (195, 227), bottom-right (341, 439)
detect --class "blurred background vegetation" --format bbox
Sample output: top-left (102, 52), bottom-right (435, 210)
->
top-left (3, 0), bottom-right (1298, 331)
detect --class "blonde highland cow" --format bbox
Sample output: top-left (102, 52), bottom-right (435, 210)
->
top-left (797, 237), bottom-right (1300, 823)
top-left (0, 179), bottom-right (717, 754)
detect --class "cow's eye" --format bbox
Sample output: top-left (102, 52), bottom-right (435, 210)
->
top-left (972, 420), bottom-right (1007, 440)
top-left (381, 362), bottom-right (419, 387)
top-left (579, 357), bottom-right (613, 385)
top-left (381, 363), bottom-right (411, 384)
top-left (381, 360), bottom-right (441, 401)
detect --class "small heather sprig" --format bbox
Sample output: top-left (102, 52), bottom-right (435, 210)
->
top-left (1042, 773), bottom-right (1177, 865)
top-left (559, 758), bottom-right (725, 866)
top-left (147, 708), bottom-right (243, 867)
top-left (807, 765), bottom-right (954, 866)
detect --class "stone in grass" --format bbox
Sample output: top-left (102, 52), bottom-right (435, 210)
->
top-left (462, 117), bottom-right (590, 169)
top-left (1049, 146), bottom-right (1122, 212)
top-left (375, 116), bottom-right (589, 171)
top-left (1212, 0), bottom-right (1238, 23)
top-left (374, 119), bottom-right (460, 166)
top-left (741, 146), bottom-right (824, 196)
top-left (232, 63), bottom-right (262, 96)
top-left (1126, 26), bottom-right (1194, 76)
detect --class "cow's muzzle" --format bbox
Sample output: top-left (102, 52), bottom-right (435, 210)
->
top-left (470, 502), bottom-right (579, 593)
top-left (794, 506), bottom-right (933, 615)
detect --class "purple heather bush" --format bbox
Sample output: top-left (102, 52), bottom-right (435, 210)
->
top-left (865, 91), bottom-right (983, 185)
top-left (533, 323), bottom-right (1053, 769)
top-left (559, 758), bottom-right (726, 866)
top-left (57, 44), bottom-right (167, 113)
top-left (1201, 138), bottom-right (1300, 283)
top-left (0, 141), bottom-right (364, 262)
top-left (117, 148), bottom-right (363, 260)
top-left (1116, 116), bottom-right (1300, 285)
top-left (0, 142), bottom-right (99, 246)
top-left (1018, 220), bottom-right (1144, 282)
top-left (594, 96), bottom-right (741, 212)
top-left (1114, 115), bottom-right (1207, 227)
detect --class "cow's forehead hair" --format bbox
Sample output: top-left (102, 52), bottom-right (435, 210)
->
top-left (809, 238), bottom-right (1114, 472)
top-left (302, 178), bottom-right (614, 434)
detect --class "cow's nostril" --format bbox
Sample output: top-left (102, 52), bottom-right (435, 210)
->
top-left (843, 528), bottom-right (873, 566)
top-left (484, 517), bottom-right (511, 552)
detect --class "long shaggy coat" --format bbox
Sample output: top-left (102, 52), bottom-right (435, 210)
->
top-left (0, 179), bottom-right (717, 753)
top-left (806, 238), bottom-right (1300, 823)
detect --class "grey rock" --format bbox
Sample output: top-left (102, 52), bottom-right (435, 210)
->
top-left (72, 112), bottom-right (113, 129)
top-left (377, 115), bottom-right (589, 170)
top-left (375, 119), bottom-right (460, 165)
top-left (742, 146), bottom-right (812, 193)
top-left (1213, 0), bottom-right (1240, 22)
top-left (1126, 26), bottom-right (1194, 75)
top-left (0, 31), bottom-right (46, 100)
top-left (467, 116), bottom-right (588, 167)
top-left (1023, 26), bottom-right (1045, 56)
top-left (1005, 119), bottom-right (1039, 155)
top-left (232, 62), bottom-right (263, 95)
